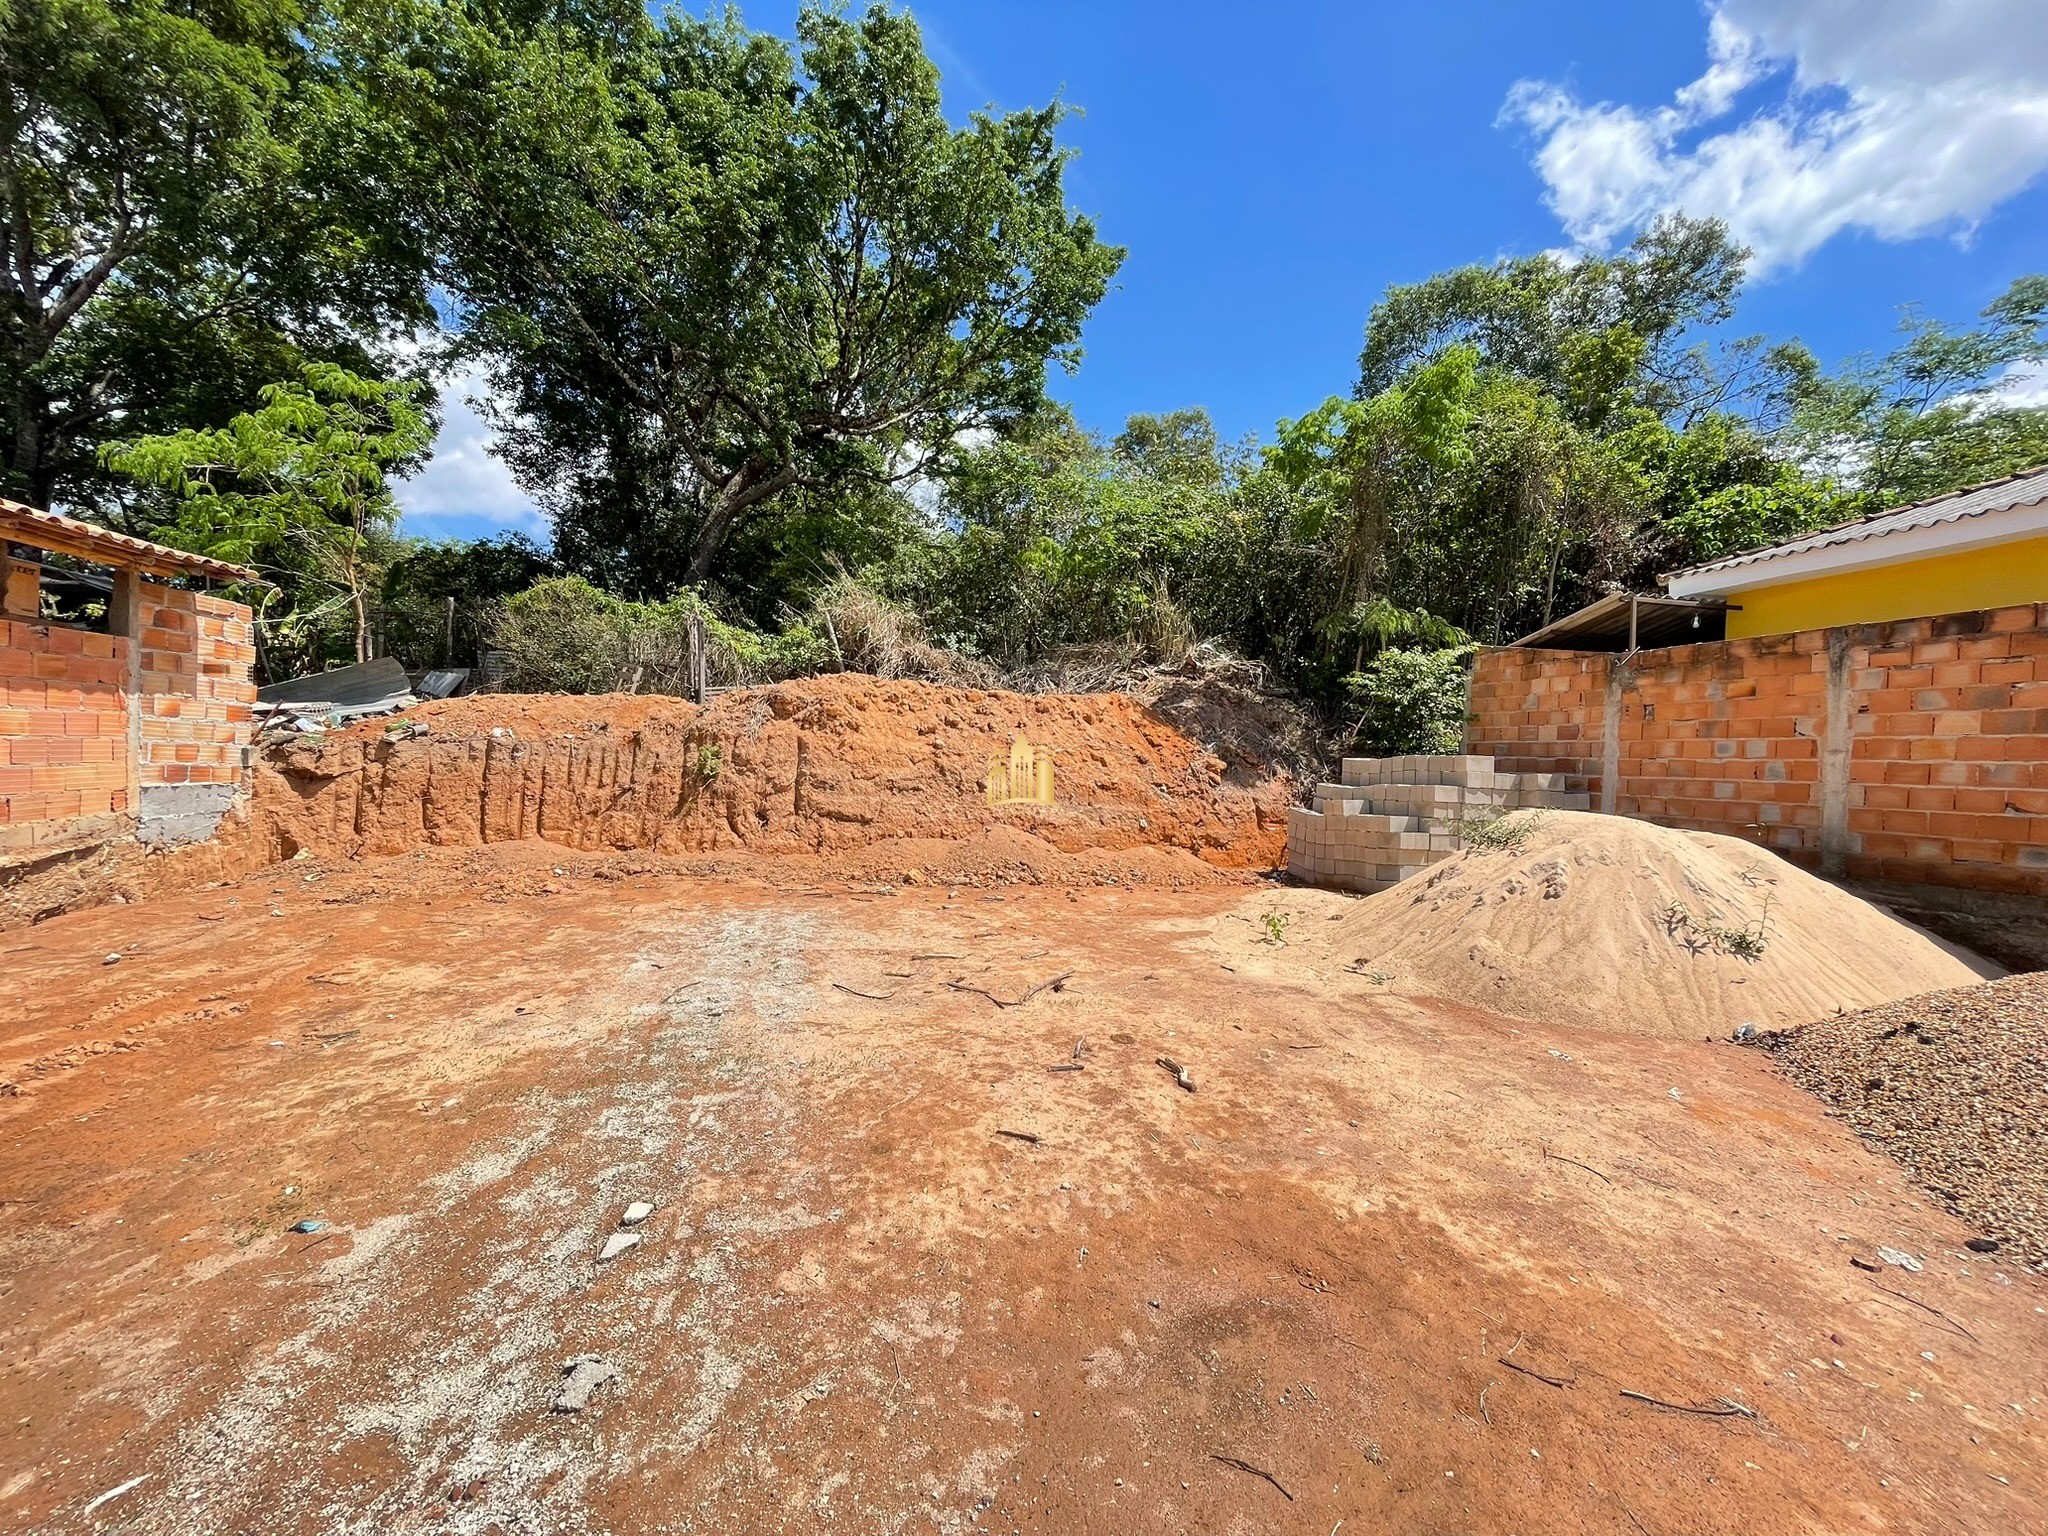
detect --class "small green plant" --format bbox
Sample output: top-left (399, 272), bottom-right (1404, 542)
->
top-left (1458, 808), bottom-right (1546, 853)
top-left (1661, 893), bottom-right (1773, 960)
top-left (694, 741), bottom-right (723, 780)
top-left (1259, 910), bottom-right (1289, 945)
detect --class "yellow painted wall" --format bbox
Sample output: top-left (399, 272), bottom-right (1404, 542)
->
top-left (1723, 533), bottom-right (2048, 638)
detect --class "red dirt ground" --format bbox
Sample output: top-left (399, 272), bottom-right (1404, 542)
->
top-left (2, 840), bottom-right (2043, 1536)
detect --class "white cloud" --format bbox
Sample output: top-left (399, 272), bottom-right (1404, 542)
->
top-left (395, 362), bottom-right (549, 542)
top-left (1503, 0), bottom-right (2048, 270)
top-left (1986, 358), bottom-right (2048, 408)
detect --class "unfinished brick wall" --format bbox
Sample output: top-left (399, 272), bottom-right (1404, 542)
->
top-left (1466, 601), bottom-right (2048, 896)
top-left (0, 618), bottom-right (134, 844)
top-left (1, 583), bottom-right (256, 852)
top-left (135, 587), bottom-right (257, 792)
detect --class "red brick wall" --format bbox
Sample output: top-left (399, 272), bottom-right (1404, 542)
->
top-left (1467, 601), bottom-right (2048, 896)
top-left (1845, 605), bottom-right (2048, 889)
top-left (136, 587), bottom-right (257, 789)
top-left (1, 583), bottom-right (256, 851)
top-left (0, 618), bottom-right (133, 837)
top-left (1465, 651), bottom-right (1609, 781)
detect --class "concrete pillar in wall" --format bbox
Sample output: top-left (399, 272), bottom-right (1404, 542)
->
top-left (1600, 659), bottom-right (1628, 816)
top-left (1818, 628), bottom-right (1855, 876)
top-left (109, 568), bottom-right (146, 823)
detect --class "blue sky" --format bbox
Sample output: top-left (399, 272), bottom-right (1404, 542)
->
top-left (397, 0), bottom-right (2048, 541)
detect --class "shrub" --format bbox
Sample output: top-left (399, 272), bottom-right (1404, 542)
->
top-left (491, 576), bottom-right (829, 695)
top-left (1344, 645), bottom-right (1475, 756)
top-left (808, 572), bottom-right (993, 685)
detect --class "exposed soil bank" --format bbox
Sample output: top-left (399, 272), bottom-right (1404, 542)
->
top-left (252, 676), bottom-right (1295, 868)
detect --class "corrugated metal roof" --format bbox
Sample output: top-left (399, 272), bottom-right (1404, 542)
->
top-left (0, 497), bottom-right (258, 583)
top-left (1667, 464), bottom-right (2048, 581)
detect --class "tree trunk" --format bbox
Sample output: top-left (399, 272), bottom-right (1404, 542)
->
top-left (8, 383), bottom-right (52, 507)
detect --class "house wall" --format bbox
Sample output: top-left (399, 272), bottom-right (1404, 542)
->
top-left (0, 581), bottom-right (257, 854)
top-left (1723, 533), bottom-right (2048, 638)
top-left (0, 618), bottom-right (135, 849)
top-left (1466, 601), bottom-right (2048, 896)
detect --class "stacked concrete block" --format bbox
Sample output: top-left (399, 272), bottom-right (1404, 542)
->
top-left (1287, 752), bottom-right (1591, 893)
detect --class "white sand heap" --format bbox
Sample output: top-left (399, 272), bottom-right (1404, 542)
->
top-left (1304, 810), bottom-right (1993, 1038)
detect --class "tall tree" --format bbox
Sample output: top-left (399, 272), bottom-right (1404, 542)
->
top-left (103, 362), bottom-right (431, 666)
top-left (0, 0), bottom-right (432, 512)
top-left (1767, 275), bottom-right (2048, 505)
top-left (351, 0), bottom-right (1122, 593)
top-left (1357, 214), bottom-right (1751, 429)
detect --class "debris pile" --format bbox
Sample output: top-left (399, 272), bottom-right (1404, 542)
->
top-left (1272, 811), bottom-right (1987, 1038)
top-left (1758, 971), bottom-right (2048, 1271)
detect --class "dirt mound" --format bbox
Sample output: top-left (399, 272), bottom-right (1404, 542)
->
top-left (249, 675), bottom-right (1294, 873)
top-left (1759, 971), bottom-right (2048, 1271)
top-left (1268, 811), bottom-right (1990, 1038)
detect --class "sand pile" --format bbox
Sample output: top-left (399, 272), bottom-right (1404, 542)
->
top-left (1305, 811), bottom-right (1989, 1038)
top-left (248, 675), bottom-right (1297, 870)
top-left (1759, 972), bottom-right (2048, 1271)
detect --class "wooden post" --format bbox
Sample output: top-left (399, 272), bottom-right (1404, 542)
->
top-left (688, 611), bottom-right (707, 705)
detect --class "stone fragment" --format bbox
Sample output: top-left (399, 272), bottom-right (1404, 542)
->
top-left (598, 1232), bottom-right (641, 1262)
top-left (620, 1202), bottom-right (655, 1227)
top-left (553, 1355), bottom-right (619, 1413)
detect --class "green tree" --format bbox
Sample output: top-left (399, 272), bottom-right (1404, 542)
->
top-left (102, 363), bottom-right (431, 668)
top-left (1357, 214), bottom-right (1750, 427)
top-left (1346, 646), bottom-right (1476, 756)
top-left (350, 0), bottom-right (1122, 593)
top-left (896, 409), bottom-right (1219, 669)
top-left (0, 0), bottom-right (432, 511)
top-left (1768, 275), bottom-right (2048, 504)
top-left (380, 531), bottom-right (557, 668)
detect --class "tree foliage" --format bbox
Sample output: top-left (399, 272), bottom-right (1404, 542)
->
top-left (1767, 276), bottom-right (2048, 504)
top-left (0, 0), bottom-right (431, 510)
top-left (102, 362), bottom-right (431, 667)
top-left (346, 0), bottom-right (1122, 593)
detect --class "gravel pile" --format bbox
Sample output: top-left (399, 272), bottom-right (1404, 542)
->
top-left (1759, 971), bottom-right (2048, 1271)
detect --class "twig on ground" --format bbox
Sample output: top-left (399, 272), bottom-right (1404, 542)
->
top-left (1541, 1143), bottom-right (1613, 1184)
top-left (1498, 1332), bottom-right (1575, 1387)
top-left (1479, 1379), bottom-right (1494, 1425)
top-left (1209, 1454), bottom-right (1293, 1501)
top-left (1498, 1357), bottom-right (1575, 1388)
top-left (832, 981), bottom-right (896, 1000)
top-left (994, 1129), bottom-right (1041, 1146)
top-left (911, 953), bottom-right (961, 960)
top-left (1046, 1063), bottom-right (1084, 1073)
top-left (1619, 1389), bottom-right (1755, 1418)
top-left (1865, 1280), bottom-right (1979, 1342)
top-left (1622, 1504), bottom-right (1652, 1536)
top-left (945, 971), bottom-right (1074, 1008)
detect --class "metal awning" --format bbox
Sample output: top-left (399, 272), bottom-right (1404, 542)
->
top-left (1509, 593), bottom-right (1731, 653)
top-left (0, 497), bottom-right (258, 583)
